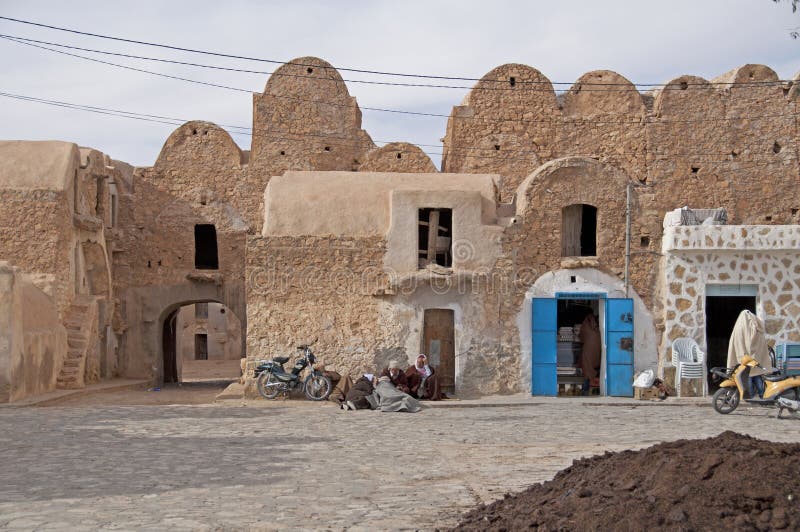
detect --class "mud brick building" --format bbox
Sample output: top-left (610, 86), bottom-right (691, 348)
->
top-left (1, 58), bottom-right (798, 401)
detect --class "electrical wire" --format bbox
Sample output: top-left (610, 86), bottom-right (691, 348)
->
top-left (2, 34), bottom-right (797, 131)
top-left (3, 32), bottom-right (790, 93)
top-left (0, 15), bottom-right (795, 88)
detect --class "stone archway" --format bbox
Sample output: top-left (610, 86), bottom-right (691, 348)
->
top-left (119, 281), bottom-right (246, 384)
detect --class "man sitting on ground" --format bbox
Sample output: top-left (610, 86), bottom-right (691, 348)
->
top-left (343, 373), bottom-right (376, 410)
top-left (380, 360), bottom-right (411, 394)
top-left (371, 376), bottom-right (421, 413)
top-left (405, 354), bottom-right (444, 401)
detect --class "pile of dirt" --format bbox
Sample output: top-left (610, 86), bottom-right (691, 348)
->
top-left (453, 431), bottom-right (800, 531)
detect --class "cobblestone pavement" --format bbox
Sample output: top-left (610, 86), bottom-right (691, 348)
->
top-left (1, 400), bottom-right (799, 531)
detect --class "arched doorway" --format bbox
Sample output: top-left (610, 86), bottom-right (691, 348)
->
top-left (160, 301), bottom-right (243, 383)
top-left (162, 310), bottom-right (179, 383)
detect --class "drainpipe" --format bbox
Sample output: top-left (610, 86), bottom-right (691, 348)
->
top-left (624, 182), bottom-right (632, 298)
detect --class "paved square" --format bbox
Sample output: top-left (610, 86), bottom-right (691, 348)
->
top-left (1, 400), bottom-right (799, 530)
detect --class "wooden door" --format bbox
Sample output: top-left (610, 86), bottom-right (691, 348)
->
top-left (423, 309), bottom-right (455, 394)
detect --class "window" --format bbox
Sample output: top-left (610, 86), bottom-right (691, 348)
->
top-left (418, 208), bottom-right (452, 268)
top-left (194, 224), bottom-right (219, 269)
top-left (561, 204), bottom-right (597, 257)
top-left (195, 302), bottom-right (208, 319)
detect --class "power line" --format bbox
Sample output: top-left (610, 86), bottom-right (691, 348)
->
top-left (2, 32), bottom-right (790, 94)
top-left (0, 15), bottom-right (795, 88)
top-left (3, 34), bottom-right (797, 131)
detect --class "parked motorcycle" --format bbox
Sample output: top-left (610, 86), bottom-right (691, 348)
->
top-left (710, 354), bottom-right (800, 418)
top-left (254, 344), bottom-right (332, 401)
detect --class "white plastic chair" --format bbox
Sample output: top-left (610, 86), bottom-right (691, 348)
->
top-left (671, 337), bottom-right (707, 397)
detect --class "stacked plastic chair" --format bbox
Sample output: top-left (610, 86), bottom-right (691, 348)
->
top-left (671, 337), bottom-right (707, 397)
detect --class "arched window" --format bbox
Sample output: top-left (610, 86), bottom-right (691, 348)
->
top-left (561, 204), bottom-right (597, 257)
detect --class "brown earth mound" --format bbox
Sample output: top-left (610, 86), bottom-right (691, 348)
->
top-left (453, 431), bottom-right (800, 531)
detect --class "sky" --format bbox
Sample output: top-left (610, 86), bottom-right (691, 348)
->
top-left (0, 0), bottom-right (798, 168)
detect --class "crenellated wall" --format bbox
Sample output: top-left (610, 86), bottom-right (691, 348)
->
top-left (3, 56), bottom-right (797, 395)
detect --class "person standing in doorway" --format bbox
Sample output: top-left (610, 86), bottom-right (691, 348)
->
top-left (580, 312), bottom-right (602, 389)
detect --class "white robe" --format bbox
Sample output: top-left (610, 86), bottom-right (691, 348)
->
top-left (727, 310), bottom-right (772, 376)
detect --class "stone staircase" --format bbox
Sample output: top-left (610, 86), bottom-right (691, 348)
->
top-left (57, 297), bottom-right (97, 389)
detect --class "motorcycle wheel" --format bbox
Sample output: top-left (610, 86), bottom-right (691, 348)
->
top-left (712, 387), bottom-right (739, 414)
top-left (257, 372), bottom-right (281, 400)
top-left (777, 387), bottom-right (800, 416)
top-left (303, 374), bottom-right (332, 401)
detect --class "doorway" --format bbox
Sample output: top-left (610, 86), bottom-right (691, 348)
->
top-left (161, 301), bottom-right (243, 384)
top-left (162, 309), bottom-right (179, 383)
top-left (532, 295), bottom-right (634, 397)
top-left (422, 309), bottom-right (455, 394)
top-left (705, 288), bottom-right (756, 389)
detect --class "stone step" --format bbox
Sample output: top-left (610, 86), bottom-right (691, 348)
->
top-left (66, 351), bottom-right (83, 360)
top-left (63, 358), bottom-right (81, 368)
top-left (67, 337), bottom-right (87, 349)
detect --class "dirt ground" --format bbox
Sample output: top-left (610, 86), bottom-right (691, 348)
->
top-left (45, 381), bottom-right (231, 406)
top-left (453, 431), bottom-right (800, 531)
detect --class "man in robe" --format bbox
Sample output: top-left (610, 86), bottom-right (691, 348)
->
top-left (405, 354), bottom-right (444, 400)
top-left (371, 376), bottom-right (421, 412)
top-left (579, 312), bottom-right (602, 389)
top-left (379, 360), bottom-right (411, 394)
top-left (344, 373), bottom-right (376, 410)
top-left (317, 362), bottom-right (352, 405)
top-left (727, 310), bottom-right (773, 397)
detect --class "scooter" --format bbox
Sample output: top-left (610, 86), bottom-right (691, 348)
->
top-left (254, 344), bottom-right (332, 401)
top-left (710, 355), bottom-right (800, 418)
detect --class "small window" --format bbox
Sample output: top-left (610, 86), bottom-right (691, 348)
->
top-left (195, 303), bottom-right (208, 319)
top-left (418, 208), bottom-right (452, 268)
top-left (194, 334), bottom-right (208, 360)
top-left (194, 224), bottom-right (219, 270)
top-left (561, 204), bottom-right (597, 257)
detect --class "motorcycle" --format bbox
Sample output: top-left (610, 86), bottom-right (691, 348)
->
top-left (710, 354), bottom-right (800, 418)
top-left (254, 344), bottom-right (332, 401)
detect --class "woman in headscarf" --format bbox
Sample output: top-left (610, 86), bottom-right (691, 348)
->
top-left (404, 354), bottom-right (444, 400)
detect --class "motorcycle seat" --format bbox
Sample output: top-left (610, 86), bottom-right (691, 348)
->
top-left (763, 373), bottom-right (785, 382)
top-left (273, 356), bottom-right (290, 364)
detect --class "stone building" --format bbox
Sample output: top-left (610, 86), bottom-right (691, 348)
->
top-left (0, 58), bottom-right (797, 401)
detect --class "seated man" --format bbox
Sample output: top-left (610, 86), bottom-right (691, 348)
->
top-left (404, 354), bottom-right (444, 401)
top-left (344, 373), bottom-right (376, 410)
top-left (371, 376), bottom-right (421, 413)
top-left (379, 360), bottom-right (411, 394)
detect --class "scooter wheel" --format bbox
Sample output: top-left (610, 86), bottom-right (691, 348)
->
top-left (712, 387), bottom-right (739, 414)
top-left (257, 372), bottom-right (281, 400)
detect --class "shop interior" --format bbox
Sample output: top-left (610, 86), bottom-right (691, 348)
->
top-left (556, 298), bottom-right (603, 396)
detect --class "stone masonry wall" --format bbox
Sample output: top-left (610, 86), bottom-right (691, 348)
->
top-left (245, 234), bottom-right (392, 381)
top-left (661, 225), bottom-right (800, 351)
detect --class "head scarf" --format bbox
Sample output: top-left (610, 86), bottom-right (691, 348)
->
top-left (415, 354), bottom-right (432, 377)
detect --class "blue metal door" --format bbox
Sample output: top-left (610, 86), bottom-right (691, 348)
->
top-left (531, 298), bottom-right (557, 396)
top-left (606, 298), bottom-right (634, 397)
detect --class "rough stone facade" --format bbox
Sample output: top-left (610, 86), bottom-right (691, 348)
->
top-left (661, 225), bottom-right (800, 347)
top-left (1, 57), bottom-right (797, 400)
